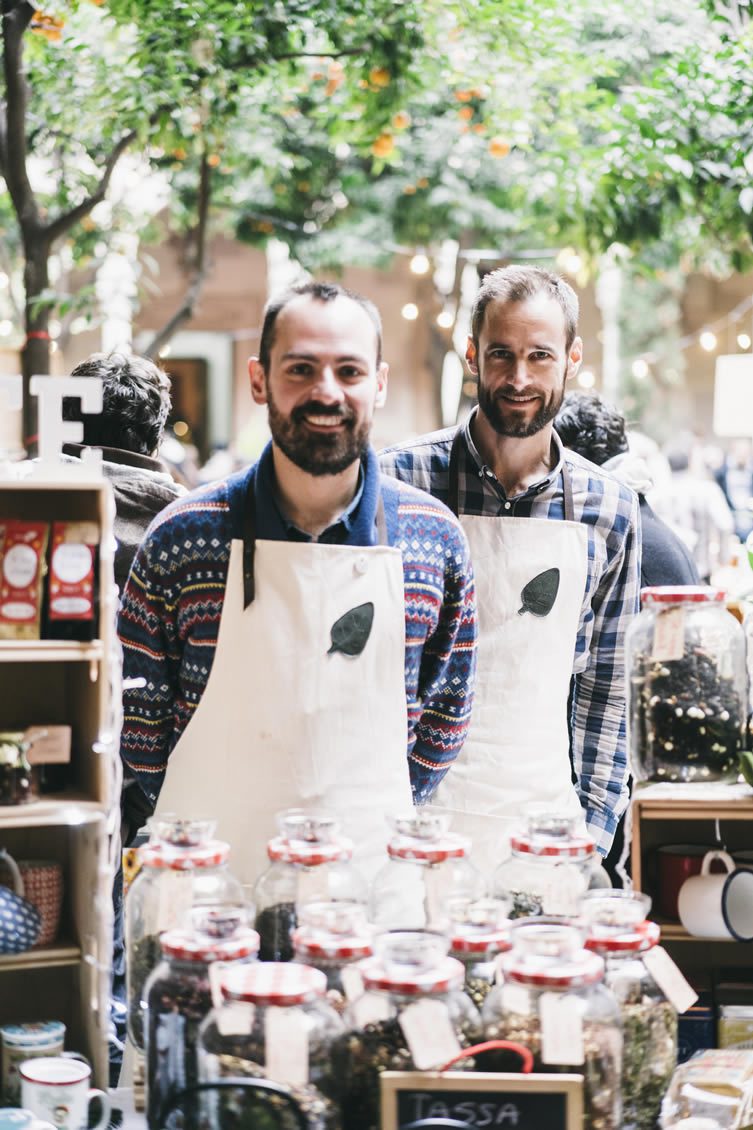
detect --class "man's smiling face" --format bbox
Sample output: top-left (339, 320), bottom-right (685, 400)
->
top-left (468, 290), bottom-right (582, 439)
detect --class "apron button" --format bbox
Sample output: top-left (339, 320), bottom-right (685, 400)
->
top-left (504, 501), bottom-right (511, 510)
top-left (355, 554), bottom-right (369, 575)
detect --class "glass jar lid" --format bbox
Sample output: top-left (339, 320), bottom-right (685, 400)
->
top-left (277, 808), bottom-right (339, 843)
top-left (579, 889), bottom-right (652, 932)
top-left (190, 903), bottom-right (249, 939)
top-left (447, 897), bottom-right (512, 955)
top-left (161, 926), bottom-right (260, 963)
top-left (640, 585), bottom-right (725, 606)
top-left (292, 926), bottom-right (372, 962)
top-left (297, 899), bottom-right (368, 935)
top-left (510, 812), bottom-right (595, 860)
top-left (374, 929), bottom-right (450, 973)
top-left (219, 962), bottom-right (326, 1006)
top-left (0, 1021), bottom-right (65, 1046)
top-left (267, 836), bottom-right (352, 866)
top-left (503, 921), bottom-right (604, 987)
top-left (585, 919), bottom-right (660, 955)
top-left (386, 810), bottom-right (469, 861)
top-left (149, 815), bottom-right (218, 847)
top-left (139, 839), bottom-right (231, 870)
top-left (359, 954), bottom-right (465, 996)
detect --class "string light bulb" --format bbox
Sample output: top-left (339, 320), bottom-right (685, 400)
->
top-left (631, 359), bottom-right (649, 380)
top-left (577, 369), bottom-right (596, 389)
top-left (436, 310), bottom-right (454, 329)
top-left (401, 303), bottom-right (419, 321)
top-left (409, 252), bottom-right (431, 276)
top-left (699, 330), bottom-right (717, 352)
top-left (738, 333), bottom-right (751, 350)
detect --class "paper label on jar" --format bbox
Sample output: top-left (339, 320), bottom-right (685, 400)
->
top-left (642, 945), bottom-right (698, 1014)
top-left (208, 962), bottom-right (228, 1011)
top-left (398, 998), bottom-right (461, 1071)
top-left (156, 872), bottom-right (194, 932)
top-left (541, 863), bottom-right (587, 917)
top-left (264, 1006), bottom-right (309, 1086)
top-left (340, 965), bottom-right (364, 1003)
top-left (216, 1001), bottom-right (254, 1037)
top-left (351, 992), bottom-right (393, 1028)
top-left (296, 865), bottom-right (331, 907)
top-left (540, 992), bottom-right (584, 1065)
top-left (651, 606), bottom-right (686, 662)
top-left (502, 983), bottom-right (530, 1014)
top-left (494, 954), bottom-right (507, 986)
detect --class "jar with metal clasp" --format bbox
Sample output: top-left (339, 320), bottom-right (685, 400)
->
top-left (626, 586), bottom-right (746, 783)
top-left (292, 900), bottom-right (373, 1015)
top-left (369, 809), bottom-right (486, 930)
top-left (126, 815), bottom-right (245, 1050)
top-left (253, 808), bottom-right (367, 963)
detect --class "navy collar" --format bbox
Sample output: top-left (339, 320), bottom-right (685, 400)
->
top-left (252, 441), bottom-right (381, 546)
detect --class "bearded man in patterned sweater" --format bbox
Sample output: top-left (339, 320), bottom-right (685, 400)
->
top-left (118, 281), bottom-right (477, 881)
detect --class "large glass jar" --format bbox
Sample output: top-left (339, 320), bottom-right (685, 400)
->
top-left (447, 896), bottom-right (512, 1010)
top-left (482, 921), bottom-right (623, 1130)
top-left (369, 810), bottom-right (486, 930)
top-left (125, 816), bottom-right (244, 1049)
top-left (626, 586), bottom-right (745, 783)
top-left (198, 962), bottom-right (344, 1130)
top-left (144, 908), bottom-right (259, 1129)
top-left (293, 900), bottom-right (373, 1015)
top-left (253, 809), bottom-right (367, 963)
top-left (582, 891), bottom-right (677, 1130)
top-left (492, 812), bottom-right (606, 919)
top-left (331, 929), bottom-right (483, 1130)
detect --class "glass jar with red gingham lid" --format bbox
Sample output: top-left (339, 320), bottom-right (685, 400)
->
top-left (330, 929), bottom-right (483, 1130)
top-left (491, 809), bottom-right (606, 920)
top-left (253, 809), bottom-right (367, 964)
top-left (581, 890), bottom-right (677, 1130)
top-left (369, 809), bottom-right (486, 930)
top-left (626, 585), bottom-right (745, 784)
top-left (482, 920), bottom-right (622, 1130)
top-left (198, 961), bottom-right (344, 1130)
top-left (446, 895), bottom-right (513, 1010)
top-left (292, 900), bottom-right (373, 1014)
top-left (143, 905), bottom-right (259, 1129)
top-left (126, 815), bottom-right (244, 1049)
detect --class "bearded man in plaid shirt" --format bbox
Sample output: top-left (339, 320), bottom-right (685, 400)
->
top-left (381, 265), bottom-right (641, 871)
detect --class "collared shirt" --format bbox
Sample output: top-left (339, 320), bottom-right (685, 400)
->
top-left (380, 411), bottom-right (642, 854)
top-left (256, 453), bottom-right (366, 544)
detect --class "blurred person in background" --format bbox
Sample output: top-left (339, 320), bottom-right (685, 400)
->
top-left (63, 352), bottom-right (185, 593)
top-left (651, 447), bottom-right (734, 582)
top-left (554, 392), bottom-right (699, 587)
top-left (715, 439), bottom-right (753, 542)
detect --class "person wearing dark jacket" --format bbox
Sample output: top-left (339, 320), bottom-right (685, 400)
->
top-left (62, 351), bottom-right (184, 594)
top-left (555, 391), bottom-right (699, 588)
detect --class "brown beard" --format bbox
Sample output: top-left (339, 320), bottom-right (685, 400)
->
top-left (267, 392), bottom-right (370, 476)
top-left (478, 364), bottom-right (568, 438)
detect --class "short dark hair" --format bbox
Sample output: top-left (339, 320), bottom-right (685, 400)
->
top-left (257, 281), bottom-right (383, 372)
top-left (471, 265), bottom-right (579, 351)
top-left (554, 391), bottom-right (628, 465)
top-left (63, 351), bottom-right (172, 456)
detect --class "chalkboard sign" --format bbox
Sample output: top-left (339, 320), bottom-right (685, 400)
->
top-left (380, 1071), bottom-right (583, 1130)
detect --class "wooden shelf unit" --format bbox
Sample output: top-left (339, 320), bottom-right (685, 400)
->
top-left (0, 476), bottom-right (119, 1091)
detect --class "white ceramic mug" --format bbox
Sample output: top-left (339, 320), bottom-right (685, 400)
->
top-left (677, 850), bottom-right (753, 941)
top-left (0, 1022), bottom-right (66, 1106)
top-left (19, 1058), bottom-right (110, 1130)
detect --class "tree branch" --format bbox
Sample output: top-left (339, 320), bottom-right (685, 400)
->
top-left (44, 128), bottom-right (138, 244)
top-left (2, 0), bottom-right (43, 238)
top-left (144, 152), bottom-right (213, 359)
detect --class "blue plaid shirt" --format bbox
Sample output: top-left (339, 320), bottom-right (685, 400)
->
top-left (380, 410), bottom-right (642, 854)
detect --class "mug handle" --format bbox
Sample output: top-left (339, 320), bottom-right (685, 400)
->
top-left (86, 1087), bottom-right (111, 1130)
top-left (701, 850), bottom-right (736, 876)
top-left (0, 847), bottom-right (24, 896)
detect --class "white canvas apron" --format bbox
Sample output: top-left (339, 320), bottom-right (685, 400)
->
top-left (154, 486), bottom-right (413, 884)
top-left (431, 432), bottom-right (589, 874)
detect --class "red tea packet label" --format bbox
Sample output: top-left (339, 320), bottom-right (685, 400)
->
top-left (48, 522), bottom-right (97, 622)
top-left (0, 520), bottom-right (48, 631)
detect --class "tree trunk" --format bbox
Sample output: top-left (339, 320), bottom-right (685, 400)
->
top-left (21, 237), bottom-right (51, 453)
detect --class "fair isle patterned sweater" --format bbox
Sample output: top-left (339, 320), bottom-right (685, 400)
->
top-left (118, 446), bottom-right (477, 808)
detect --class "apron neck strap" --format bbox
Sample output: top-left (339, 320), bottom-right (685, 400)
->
top-left (243, 476), bottom-right (388, 609)
top-left (448, 427), bottom-right (576, 522)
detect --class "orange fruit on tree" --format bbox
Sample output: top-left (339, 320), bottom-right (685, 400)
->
top-left (369, 67), bottom-right (391, 88)
top-left (371, 133), bottom-right (395, 158)
top-left (207, 154), bottom-right (221, 168)
top-left (458, 106), bottom-right (473, 121)
top-left (455, 90), bottom-right (473, 102)
top-left (488, 137), bottom-right (511, 158)
top-left (392, 111), bottom-right (411, 130)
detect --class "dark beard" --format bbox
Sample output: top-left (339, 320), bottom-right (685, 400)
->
top-left (478, 368), bottom-right (568, 439)
top-left (267, 396), bottom-right (370, 476)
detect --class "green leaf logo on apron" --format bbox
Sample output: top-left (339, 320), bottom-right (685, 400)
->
top-left (328, 602), bottom-right (375, 656)
top-left (518, 567), bottom-right (560, 617)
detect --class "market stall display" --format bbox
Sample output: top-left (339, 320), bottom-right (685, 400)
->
top-left (253, 809), bottom-right (366, 963)
top-left (330, 929), bottom-right (482, 1130)
top-left (125, 816), bottom-right (244, 1050)
top-left (198, 962), bottom-right (344, 1130)
top-left (482, 920), bottom-right (623, 1130)
top-left (627, 587), bottom-right (745, 783)
top-left (491, 811), bottom-right (607, 918)
top-left (369, 810), bottom-right (486, 929)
